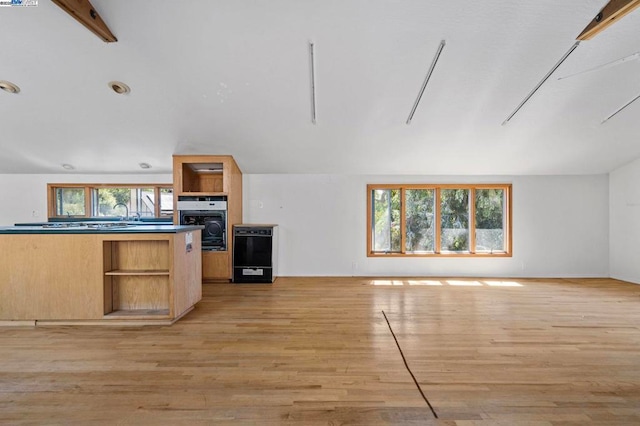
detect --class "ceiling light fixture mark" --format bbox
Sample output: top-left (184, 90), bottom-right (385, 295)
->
top-left (217, 82), bottom-right (232, 104)
top-left (0, 80), bottom-right (20, 94)
top-left (108, 81), bottom-right (130, 95)
top-left (601, 92), bottom-right (640, 124)
top-left (558, 51), bottom-right (640, 80)
top-left (406, 40), bottom-right (446, 125)
top-left (309, 41), bottom-right (317, 125)
top-left (502, 41), bottom-right (580, 126)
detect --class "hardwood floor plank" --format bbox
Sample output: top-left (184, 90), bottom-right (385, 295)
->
top-left (0, 277), bottom-right (639, 424)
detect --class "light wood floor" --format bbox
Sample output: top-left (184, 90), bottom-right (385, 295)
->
top-left (1, 277), bottom-right (639, 425)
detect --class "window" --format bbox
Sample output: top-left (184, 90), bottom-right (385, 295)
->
top-left (372, 189), bottom-right (401, 252)
top-left (53, 187), bottom-right (87, 217)
top-left (48, 184), bottom-right (173, 219)
top-left (405, 189), bottom-right (435, 252)
top-left (475, 188), bottom-right (506, 253)
top-left (367, 184), bottom-right (511, 257)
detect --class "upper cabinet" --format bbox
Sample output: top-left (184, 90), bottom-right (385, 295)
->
top-left (173, 155), bottom-right (242, 195)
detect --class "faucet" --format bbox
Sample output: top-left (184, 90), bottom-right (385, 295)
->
top-left (113, 203), bottom-right (129, 220)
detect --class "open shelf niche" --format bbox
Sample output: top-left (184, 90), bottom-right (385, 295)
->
top-left (180, 162), bottom-right (224, 193)
top-left (103, 239), bottom-right (171, 318)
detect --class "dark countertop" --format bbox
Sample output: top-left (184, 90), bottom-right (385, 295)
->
top-left (14, 218), bottom-right (173, 226)
top-left (0, 224), bottom-right (203, 234)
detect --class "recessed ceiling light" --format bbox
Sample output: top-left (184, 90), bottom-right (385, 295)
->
top-left (0, 80), bottom-right (20, 94)
top-left (62, 164), bottom-right (75, 170)
top-left (108, 81), bottom-right (130, 95)
top-left (139, 162), bottom-right (151, 169)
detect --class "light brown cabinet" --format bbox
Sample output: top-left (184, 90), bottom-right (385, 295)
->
top-left (0, 230), bottom-right (202, 325)
top-left (173, 155), bottom-right (243, 281)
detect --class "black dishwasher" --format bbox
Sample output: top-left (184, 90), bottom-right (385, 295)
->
top-left (233, 225), bottom-right (278, 283)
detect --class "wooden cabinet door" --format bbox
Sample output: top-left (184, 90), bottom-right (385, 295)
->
top-left (202, 251), bottom-right (230, 281)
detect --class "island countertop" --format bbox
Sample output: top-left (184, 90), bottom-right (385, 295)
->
top-left (0, 224), bottom-right (203, 234)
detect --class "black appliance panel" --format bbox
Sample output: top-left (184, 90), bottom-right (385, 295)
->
top-left (233, 227), bottom-right (275, 283)
top-left (233, 267), bottom-right (273, 283)
top-left (233, 233), bottom-right (272, 267)
top-left (180, 210), bottom-right (226, 250)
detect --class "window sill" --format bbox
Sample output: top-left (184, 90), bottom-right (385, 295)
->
top-left (368, 252), bottom-right (512, 258)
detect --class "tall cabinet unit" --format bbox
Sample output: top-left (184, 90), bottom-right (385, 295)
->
top-left (173, 155), bottom-right (242, 282)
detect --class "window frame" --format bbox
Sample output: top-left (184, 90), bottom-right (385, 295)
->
top-left (48, 183), bottom-right (173, 219)
top-left (367, 183), bottom-right (512, 257)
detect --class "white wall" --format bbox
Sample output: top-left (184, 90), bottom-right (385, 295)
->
top-left (610, 158), bottom-right (640, 284)
top-left (0, 172), bottom-right (610, 278)
top-left (244, 174), bottom-right (610, 278)
top-left (0, 174), bottom-right (172, 226)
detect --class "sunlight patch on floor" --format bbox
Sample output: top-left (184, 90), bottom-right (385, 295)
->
top-left (369, 279), bottom-right (524, 287)
top-left (371, 280), bottom-right (405, 286)
top-left (447, 280), bottom-right (483, 286)
top-left (407, 280), bottom-right (443, 286)
top-left (484, 280), bottom-right (523, 287)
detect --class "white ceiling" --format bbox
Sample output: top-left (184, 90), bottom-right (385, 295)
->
top-left (1, 0), bottom-right (639, 175)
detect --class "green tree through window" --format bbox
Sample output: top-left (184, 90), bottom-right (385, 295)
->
top-left (441, 189), bottom-right (469, 252)
top-left (372, 189), bottom-right (401, 252)
top-left (475, 189), bottom-right (505, 252)
top-left (55, 188), bottom-right (85, 216)
top-left (368, 184), bottom-right (511, 256)
top-left (405, 189), bottom-right (435, 252)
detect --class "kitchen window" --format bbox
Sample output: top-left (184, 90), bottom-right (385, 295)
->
top-left (53, 187), bottom-right (87, 217)
top-left (367, 184), bottom-right (511, 257)
top-left (48, 184), bottom-right (173, 219)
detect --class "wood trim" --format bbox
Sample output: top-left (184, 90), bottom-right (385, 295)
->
top-left (506, 184), bottom-right (513, 255)
top-left (84, 187), bottom-right (92, 218)
top-left (52, 0), bottom-right (117, 42)
top-left (367, 183), bottom-right (508, 190)
top-left (400, 189), bottom-right (407, 253)
top-left (435, 187), bottom-right (441, 254)
top-left (48, 183), bottom-right (173, 189)
top-left (47, 185), bottom-right (57, 217)
top-left (153, 187), bottom-right (160, 218)
top-left (366, 186), bottom-right (373, 256)
top-left (469, 188), bottom-right (476, 254)
top-left (368, 252), bottom-right (512, 258)
top-left (47, 183), bottom-right (172, 219)
top-left (577, 0), bottom-right (640, 40)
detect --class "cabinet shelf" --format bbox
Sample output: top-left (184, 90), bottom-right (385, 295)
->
top-left (105, 269), bottom-right (170, 276)
top-left (176, 191), bottom-right (228, 196)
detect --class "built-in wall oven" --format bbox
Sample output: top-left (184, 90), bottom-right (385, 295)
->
top-left (177, 196), bottom-right (227, 251)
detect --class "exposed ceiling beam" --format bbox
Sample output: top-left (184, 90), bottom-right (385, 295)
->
top-left (52, 0), bottom-right (117, 43)
top-left (577, 0), bottom-right (640, 40)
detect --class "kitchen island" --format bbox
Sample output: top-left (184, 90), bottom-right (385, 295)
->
top-left (0, 224), bottom-right (203, 326)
